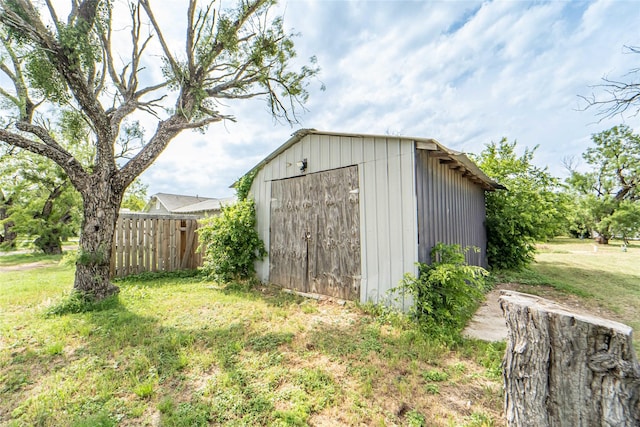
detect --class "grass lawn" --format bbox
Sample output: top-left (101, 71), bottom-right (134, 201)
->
top-left (536, 238), bottom-right (640, 330)
top-left (3, 237), bottom-right (638, 426)
top-left (496, 237), bottom-right (640, 346)
top-left (1, 258), bottom-right (503, 427)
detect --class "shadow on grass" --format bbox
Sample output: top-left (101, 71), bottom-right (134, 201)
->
top-left (496, 260), bottom-right (640, 328)
top-left (493, 266), bottom-right (592, 298)
top-left (113, 269), bottom-right (202, 288)
top-left (3, 286), bottom-right (308, 426)
top-left (114, 270), bottom-right (307, 308)
top-left (216, 281), bottom-right (308, 308)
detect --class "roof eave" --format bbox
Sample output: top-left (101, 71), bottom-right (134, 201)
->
top-left (231, 129), bottom-right (316, 188)
top-left (415, 138), bottom-right (505, 191)
top-left (234, 129), bottom-right (505, 191)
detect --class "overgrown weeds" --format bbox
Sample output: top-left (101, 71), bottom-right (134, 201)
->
top-left (397, 243), bottom-right (489, 342)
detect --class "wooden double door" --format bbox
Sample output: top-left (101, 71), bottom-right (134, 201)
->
top-left (269, 166), bottom-right (361, 300)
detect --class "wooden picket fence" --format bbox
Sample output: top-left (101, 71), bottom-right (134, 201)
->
top-left (110, 213), bottom-right (203, 278)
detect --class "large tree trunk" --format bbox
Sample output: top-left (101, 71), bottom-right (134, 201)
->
top-left (33, 184), bottom-right (66, 255)
top-left (1, 219), bottom-right (17, 249)
top-left (73, 186), bottom-right (121, 299)
top-left (34, 233), bottom-right (63, 255)
top-left (0, 192), bottom-right (17, 248)
top-left (500, 290), bottom-right (640, 427)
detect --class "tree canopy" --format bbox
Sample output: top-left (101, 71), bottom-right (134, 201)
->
top-left (566, 124), bottom-right (640, 243)
top-left (0, 147), bottom-right (81, 253)
top-left (0, 0), bottom-right (318, 299)
top-left (473, 138), bottom-right (567, 270)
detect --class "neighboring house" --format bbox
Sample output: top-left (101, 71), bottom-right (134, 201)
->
top-left (242, 129), bottom-right (503, 307)
top-left (144, 193), bottom-right (236, 218)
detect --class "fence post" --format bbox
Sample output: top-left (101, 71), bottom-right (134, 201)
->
top-left (500, 290), bottom-right (640, 427)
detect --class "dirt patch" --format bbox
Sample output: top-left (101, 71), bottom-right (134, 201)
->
top-left (0, 261), bottom-right (57, 272)
top-left (463, 283), bottom-right (622, 342)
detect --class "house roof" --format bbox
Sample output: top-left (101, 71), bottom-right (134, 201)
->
top-left (150, 193), bottom-right (215, 212)
top-left (172, 196), bottom-right (237, 214)
top-left (239, 129), bottom-right (505, 191)
top-left (146, 193), bottom-right (237, 215)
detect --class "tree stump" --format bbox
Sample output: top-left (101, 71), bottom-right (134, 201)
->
top-left (499, 290), bottom-right (640, 426)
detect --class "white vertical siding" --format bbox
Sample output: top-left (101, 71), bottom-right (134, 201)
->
top-left (250, 133), bottom-right (418, 306)
top-left (373, 139), bottom-right (391, 302)
top-left (253, 168), bottom-right (271, 281)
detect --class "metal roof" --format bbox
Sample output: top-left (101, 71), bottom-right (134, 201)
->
top-left (238, 129), bottom-right (505, 191)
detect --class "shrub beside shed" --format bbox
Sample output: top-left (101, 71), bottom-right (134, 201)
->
top-left (244, 129), bottom-right (502, 306)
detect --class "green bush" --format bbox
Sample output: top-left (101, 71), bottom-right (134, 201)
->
top-left (473, 138), bottom-right (568, 270)
top-left (198, 198), bottom-right (266, 282)
top-left (399, 243), bottom-right (488, 334)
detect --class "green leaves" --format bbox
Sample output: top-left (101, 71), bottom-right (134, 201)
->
top-left (473, 138), bottom-right (567, 270)
top-left (235, 170), bottom-right (256, 202)
top-left (58, 22), bottom-right (102, 71)
top-left (0, 148), bottom-right (81, 253)
top-left (121, 179), bottom-right (148, 212)
top-left (198, 199), bottom-right (266, 282)
top-left (24, 49), bottom-right (69, 103)
top-left (399, 243), bottom-right (488, 334)
top-left (198, 171), bottom-right (261, 282)
top-left (608, 201), bottom-right (640, 244)
top-left (566, 125), bottom-right (640, 242)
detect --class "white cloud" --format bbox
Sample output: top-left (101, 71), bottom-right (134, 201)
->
top-left (130, 0), bottom-right (640, 197)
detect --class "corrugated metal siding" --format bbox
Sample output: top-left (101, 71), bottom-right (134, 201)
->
top-left (250, 134), bottom-right (418, 306)
top-left (415, 149), bottom-right (488, 268)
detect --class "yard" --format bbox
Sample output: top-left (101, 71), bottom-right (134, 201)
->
top-left (0, 255), bottom-right (504, 426)
top-left (498, 237), bottom-right (640, 351)
top-left (1, 238), bottom-right (639, 426)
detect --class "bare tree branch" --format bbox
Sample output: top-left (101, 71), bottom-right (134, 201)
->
top-left (115, 115), bottom-right (186, 190)
top-left (139, 0), bottom-right (182, 82)
top-left (0, 0), bottom-right (319, 297)
top-left (0, 128), bottom-right (86, 187)
top-left (186, 0), bottom-right (197, 76)
top-left (166, 114), bottom-right (232, 131)
top-left (43, 0), bottom-right (61, 32)
top-left (581, 45), bottom-right (640, 119)
top-left (0, 34), bottom-right (41, 122)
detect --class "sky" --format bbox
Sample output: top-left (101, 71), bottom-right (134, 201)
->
top-left (139, 0), bottom-right (640, 199)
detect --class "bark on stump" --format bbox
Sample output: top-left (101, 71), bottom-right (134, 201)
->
top-left (499, 290), bottom-right (640, 427)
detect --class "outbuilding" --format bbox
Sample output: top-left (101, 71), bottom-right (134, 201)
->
top-left (244, 129), bottom-right (502, 306)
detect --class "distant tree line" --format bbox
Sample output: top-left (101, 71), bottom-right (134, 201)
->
top-left (4, 123), bottom-right (638, 269)
top-left (476, 124), bottom-right (640, 271)
top-left (565, 125), bottom-right (640, 245)
top-left (0, 144), bottom-right (147, 254)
